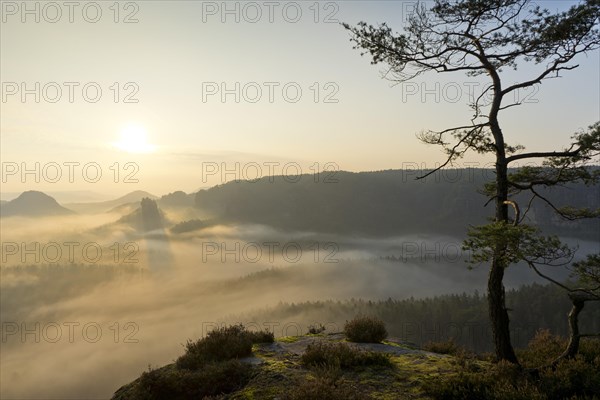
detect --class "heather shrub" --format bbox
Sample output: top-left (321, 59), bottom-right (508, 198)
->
top-left (344, 315), bottom-right (387, 343)
top-left (301, 341), bottom-right (392, 369)
top-left (136, 360), bottom-right (252, 400)
top-left (177, 324), bottom-right (272, 370)
top-left (283, 365), bottom-right (370, 400)
top-left (425, 333), bottom-right (600, 400)
top-left (517, 329), bottom-right (566, 368)
top-left (307, 323), bottom-right (326, 334)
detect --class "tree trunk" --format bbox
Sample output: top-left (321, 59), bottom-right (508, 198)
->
top-left (560, 298), bottom-right (584, 360)
top-left (488, 121), bottom-right (519, 363)
top-left (479, 61), bottom-right (518, 363)
top-left (488, 257), bottom-right (518, 363)
top-left (555, 291), bottom-right (598, 363)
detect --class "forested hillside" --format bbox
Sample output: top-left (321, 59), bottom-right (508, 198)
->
top-left (195, 169), bottom-right (599, 239)
top-left (227, 282), bottom-right (600, 353)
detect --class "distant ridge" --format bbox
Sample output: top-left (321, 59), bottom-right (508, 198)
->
top-left (66, 190), bottom-right (158, 214)
top-left (158, 190), bottom-right (195, 207)
top-left (0, 191), bottom-right (74, 217)
top-left (194, 168), bottom-right (600, 240)
top-left (0, 190), bottom-right (110, 203)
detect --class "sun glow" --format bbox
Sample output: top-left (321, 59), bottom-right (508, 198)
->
top-left (113, 124), bottom-right (157, 153)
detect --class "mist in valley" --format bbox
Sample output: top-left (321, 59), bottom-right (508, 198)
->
top-left (1, 191), bottom-right (597, 399)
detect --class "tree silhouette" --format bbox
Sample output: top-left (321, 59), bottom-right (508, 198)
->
top-left (527, 253), bottom-right (600, 364)
top-left (344, 0), bottom-right (600, 363)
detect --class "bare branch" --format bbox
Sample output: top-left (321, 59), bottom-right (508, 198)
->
top-left (506, 148), bottom-right (581, 163)
top-left (518, 195), bottom-right (536, 224)
top-left (416, 123), bottom-right (488, 180)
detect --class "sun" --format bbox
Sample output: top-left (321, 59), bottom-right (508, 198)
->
top-left (113, 123), bottom-right (157, 153)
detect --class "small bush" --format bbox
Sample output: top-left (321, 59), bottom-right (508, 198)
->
top-left (423, 339), bottom-right (460, 355)
top-left (424, 360), bottom-right (544, 400)
top-left (247, 329), bottom-right (275, 344)
top-left (283, 376), bottom-right (370, 400)
top-left (136, 360), bottom-right (253, 400)
top-left (283, 366), bottom-right (370, 400)
top-left (344, 315), bottom-right (388, 343)
top-left (517, 329), bottom-right (566, 368)
top-left (177, 324), bottom-right (269, 370)
top-left (122, 324), bottom-right (274, 399)
top-left (540, 355), bottom-right (600, 399)
top-left (307, 323), bottom-right (326, 334)
top-left (424, 335), bottom-right (600, 400)
top-left (301, 341), bottom-right (392, 369)
top-left (579, 337), bottom-right (600, 364)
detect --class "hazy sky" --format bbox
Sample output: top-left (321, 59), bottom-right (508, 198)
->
top-left (1, 0), bottom-right (599, 197)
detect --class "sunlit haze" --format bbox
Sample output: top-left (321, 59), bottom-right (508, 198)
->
top-left (1, 1), bottom-right (599, 399)
top-left (2, 1), bottom-right (598, 196)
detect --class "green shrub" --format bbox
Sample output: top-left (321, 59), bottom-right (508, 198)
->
top-left (136, 360), bottom-right (252, 400)
top-left (540, 355), bottom-right (600, 400)
top-left (177, 324), bottom-right (270, 370)
top-left (283, 376), bottom-right (370, 400)
top-left (307, 323), bottom-right (326, 334)
top-left (301, 341), bottom-right (392, 369)
top-left (424, 335), bottom-right (600, 400)
top-left (120, 324), bottom-right (275, 399)
top-left (344, 315), bottom-right (387, 343)
top-left (578, 337), bottom-right (600, 364)
top-left (517, 329), bottom-right (566, 368)
top-left (246, 328), bottom-right (275, 344)
top-left (283, 366), bottom-right (370, 400)
top-left (424, 360), bottom-right (544, 400)
top-left (423, 339), bottom-right (460, 355)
